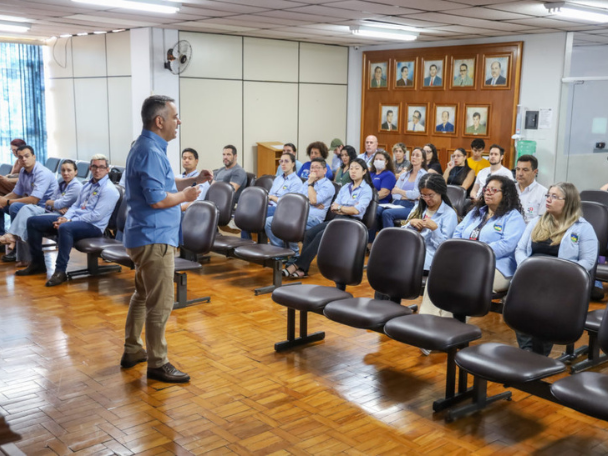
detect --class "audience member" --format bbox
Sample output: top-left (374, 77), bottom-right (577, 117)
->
top-left (0, 139), bottom-right (26, 195)
top-left (329, 138), bottom-right (344, 174)
top-left (180, 148), bottom-right (199, 178)
top-left (419, 175), bottom-right (526, 319)
top-left (275, 143), bottom-right (303, 176)
top-left (515, 182), bottom-right (598, 355)
top-left (266, 157), bottom-right (334, 256)
top-left (470, 144), bottom-right (514, 201)
top-left (212, 145), bottom-right (247, 204)
top-left (16, 154), bottom-right (120, 288)
top-left (0, 159), bottom-right (82, 267)
top-left (392, 143), bottom-right (410, 176)
top-left (334, 145), bottom-right (357, 186)
top-left (467, 138), bottom-right (490, 176)
top-left (515, 154), bottom-right (547, 223)
top-left (298, 142), bottom-right (333, 181)
top-left (121, 95), bottom-right (203, 383)
top-left (378, 147), bottom-right (427, 230)
top-left (358, 135), bottom-right (378, 166)
top-left (443, 148), bottom-right (475, 190)
top-left (283, 158), bottom-right (373, 278)
top-left (369, 151), bottom-right (397, 205)
top-left (0, 145), bottom-right (58, 262)
top-left (423, 143), bottom-right (442, 174)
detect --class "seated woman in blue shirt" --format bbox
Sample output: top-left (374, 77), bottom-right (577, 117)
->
top-left (283, 158), bottom-right (373, 278)
top-left (419, 175), bottom-right (526, 319)
top-left (368, 150), bottom-right (397, 242)
top-left (514, 182), bottom-right (598, 356)
top-left (297, 141), bottom-right (333, 181)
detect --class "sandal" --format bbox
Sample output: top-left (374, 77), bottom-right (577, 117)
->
top-left (282, 264), bottom-right (297, 277)
top-left (289, 269), bottom-right (308, 279)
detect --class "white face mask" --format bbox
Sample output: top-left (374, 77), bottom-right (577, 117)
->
top-left (373, 160), bottom-right (385, 171)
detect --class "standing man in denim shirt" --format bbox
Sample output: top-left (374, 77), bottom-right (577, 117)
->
top-left (121, 95), bottom-right (204, 384)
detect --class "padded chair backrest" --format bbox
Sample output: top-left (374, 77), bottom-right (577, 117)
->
top-left (108, 166), bottom-right (124, 184)
top-left (45, 157), bottom-right (61, 173)
top-left (428, 239), bottom-right (495, 318)
top-left (447, 185), bottom-right (466, 217)
top-left (581, 201), bottom-right (608, 256)
top-left (115, 196), bottom-right (129, 232)
top-left (105, 184), bottom-right (125, 235)
top-left (246, 172), bottom-right (256, 188)
top-left (182, 201), bottom-right (219, 254)
top-left (503, 256), bottom-right (590, 345)
top-left (253, 174), bottom-right (275, 192)
top-left (368, 228), bottom-right (426, 300)
top-left (324, 182), bottom-right (343, 222)
top-left (0, 163), bottom-right (12, 176)
top-left (205, 181), bottom-right (235, 226)
top-left (361, 191), bottom-right (379, 230)
top-left (270, 193), bottom-right (310, 243)
top-left (234, 186), bottom-right (268, 233)
top-left (580, 190), bottom-right (608, 208)
top-left (599, 305), bottom-right (608, 354)
top-left (76, 161), bottom-right (90, 180)
top-left (317, 218), bottom-right (367, 286)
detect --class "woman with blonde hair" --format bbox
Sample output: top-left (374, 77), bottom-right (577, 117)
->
top-left (515, 182), bottom-right (598, 355)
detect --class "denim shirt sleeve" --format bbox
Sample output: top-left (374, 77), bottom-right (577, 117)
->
top-left (140, 151), bottom-right (170, 205)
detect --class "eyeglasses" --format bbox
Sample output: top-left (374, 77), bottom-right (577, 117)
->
top-left (545, 194), bottom-right (566, 201)
top-left (484, 187), bottom-right (502, 195)
top-left (90, 165), bottom-right (108, 170)
top-left (420, 193), bottom-right (437, 200)
top-left (279, 160), bottom-right (291, 164)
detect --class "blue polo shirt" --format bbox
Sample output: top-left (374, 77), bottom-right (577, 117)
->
top-left (64, 174), bottom-right (120, 233)
top-left (124, 129), bottom-right (180, 249)
top-left (13, 161), bottom-right (58, 207)
top-left (370, 170), bottom-right (396, 204)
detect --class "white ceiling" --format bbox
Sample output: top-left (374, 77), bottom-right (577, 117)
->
top-left (2, 0), bottom-right (608, 46)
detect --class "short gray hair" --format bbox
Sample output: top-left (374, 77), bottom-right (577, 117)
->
top-left (90, 154), bottom-right (109, 167)
top-left (141, 95), bottom-right (175, 130)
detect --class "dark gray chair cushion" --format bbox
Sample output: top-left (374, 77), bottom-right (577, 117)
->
top-left (234, 244), bottom-right (294, 261)
top-left (234, 186), bottom-right (268, 233)
top-left (253, 175), bottom-right (275, 192)
top-left (324, 298), bottom-right (412, 330)
top-left (273, 285), bottom-right (352, 312)
top-left (317, 219), bottom-right (367, 286)
top-left (100, 246), bottom-right (133, 268)
top-left (75, 237), bottom-right (122, 253)
top-left (269, 193), bottom-right (309, 243)
top-left (205, 181), bottom-right (234, 226)
top-left (586, 309), bottom-right (604, 332)
top-left (212, 236), bottom-right (256, 253)
top-left (447, 185), bottom-right (467, 217)
top-left (551, 372), bottom-right (608, 421)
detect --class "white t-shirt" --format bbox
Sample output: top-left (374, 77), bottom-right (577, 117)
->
top-left (517, 180), bottom-right (547, 223)
top-left (475, 165), bottom-right (514, 198)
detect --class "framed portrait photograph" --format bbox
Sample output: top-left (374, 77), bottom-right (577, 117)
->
top-left (369, 61), bottom-right (388, 89)
top-left (406, 104), bottom-right (428, 134)
top-left (450, 56), bottom-right (476, 89)
top-left (463, 105), bottom-right (491, 137)
top-left (421, 58), bottom-right (445, 89)
top-left (433, 104), bottom-right (458, 137)
top-left (482, 54), bottom-right (511, 89)
top-left (394, 59), bottom-right (416, 89)
top-left (379, 103), bottom-right (401, 133)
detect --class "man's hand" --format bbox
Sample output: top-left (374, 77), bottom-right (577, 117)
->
top-left (183, 186), bottom-right (201, 202)
top-left (59, 208), bottom-right (68, 215)
top-left (196, 170), bottom-right (213, 185)
top-left (53, 217), bottom-right (69, 229)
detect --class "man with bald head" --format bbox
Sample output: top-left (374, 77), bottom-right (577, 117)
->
top-left (358, 135), bottom-right (378, 166)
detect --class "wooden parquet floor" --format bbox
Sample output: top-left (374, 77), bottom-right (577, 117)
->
top-left (1, 244), bottom-right (608, 455)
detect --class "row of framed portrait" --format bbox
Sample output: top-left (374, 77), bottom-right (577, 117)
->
top-left (378, 103), bottom-right (491, 138)
top-left (369, 54), bottom-right (512, 91)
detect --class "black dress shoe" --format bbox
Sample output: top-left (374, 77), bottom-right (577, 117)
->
top-left (120, 349), bottom-right (148, 368)
top-left (45, 271), bottom-right (68, 287)
top-left (2, 252), bottom-right (16, 262)
top-left (15, 263), bottom-right (47, 276)
top-left (147, 363), bottom-right (190, 383)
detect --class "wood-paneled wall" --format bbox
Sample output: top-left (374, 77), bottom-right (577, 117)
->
top-left (361, 41), bottom-right (523, 169)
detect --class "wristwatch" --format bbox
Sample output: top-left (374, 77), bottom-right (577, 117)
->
top-left (338, 205), bottom-right (342, 212)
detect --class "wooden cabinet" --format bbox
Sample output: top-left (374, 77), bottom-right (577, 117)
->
top-left (257, 141), bottom-right (284, 176)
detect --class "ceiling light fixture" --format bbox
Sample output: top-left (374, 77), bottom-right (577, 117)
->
top-left (544, 2), bottom-right (608, 23)
top-left (350, 25), bottom-right (418, 41)
top-left (72, 0), bottom-right (180, 14)
top-left (0, 20), bottom-right (31, 33)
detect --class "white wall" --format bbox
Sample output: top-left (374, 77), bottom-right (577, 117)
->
top-left (347, 33), bottom-right (570, 187)
top-left (570, 45), bottom-right (608, 77)
top-left (44, 31), bottom-right (133, 166)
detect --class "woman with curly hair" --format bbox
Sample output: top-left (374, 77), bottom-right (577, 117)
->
top-left (514, 182), bottom-right (598, 355)
top-left (418, 174), bottom-right (526, 322)
top-left (297, 141), bottom-right (333, 180)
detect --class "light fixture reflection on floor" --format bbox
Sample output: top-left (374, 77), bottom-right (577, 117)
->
top-left (350, 25), bottom-right (418, 41)
top-left (544, 2), bottom-right (608, 23)
top-left (72, 0), bottom-right (180, 14)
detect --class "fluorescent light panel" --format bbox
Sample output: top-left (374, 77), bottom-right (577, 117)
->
top-left (544, 2), bottom-right (608, 23)
top-left (72, 0), bottom-right (180, 14)
top-left (350, 25), bottom-right (418, 41)
top-left (0, 20), bottom-right (31, 33)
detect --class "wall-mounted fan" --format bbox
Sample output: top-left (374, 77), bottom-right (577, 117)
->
top-left (164, 40), bottom-right (192, 74)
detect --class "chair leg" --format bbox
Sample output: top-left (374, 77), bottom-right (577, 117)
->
top-left (274, 309), bottom-right (325, 352)
top-left (445, 377), bottom-right (512, 422)
top-left (67, 252), bottom-right (121, 279)
top-left (433, 348), bottom-right (474, 412)
top-left (254, 259), bottom-right (300, 295)
top-left (571, 331), bottom-right (608, 373)
top-left (558, 343), bottom-right (588, 363)
top-left (173, 271), bottom-right (210, 310)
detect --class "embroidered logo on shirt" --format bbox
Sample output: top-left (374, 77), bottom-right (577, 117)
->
top-left (494, 224), bottom-right (503, 233)
top-left (571, 234), bottom-right (579, 244)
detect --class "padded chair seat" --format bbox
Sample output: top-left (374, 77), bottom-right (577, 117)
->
top-left (384, 314), bottom-right (482, 351)
top-left (272, 285), bottom-right (352, 312)
top-left (212, 235), bottom-right (255, 253)
top-left (234, 244), bottom-right (294, 261)
top-left (596, 264), bottom-right (608, 282)
top-left (174, 258), bottom-right (202, 272)
top-left (324, 298), bottom-right (412, 330)
top-left (551, 372), bottom-right (608, 421)
top-left (75, 237), bottom-right (122, 253)
top-left (586, 309), bottom-right (605, 332)
top-left (455, 343), bottom-right (566, 384)
top-left (100, 246), bottom-right (133, 268)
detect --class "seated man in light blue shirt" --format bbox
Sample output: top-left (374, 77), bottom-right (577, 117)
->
top-left (265, 157), bottom-right (335, 256)
top-left (0, 144), bottom-right (58, 261)
top-left (16, 154), bottom-right (120, 287)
